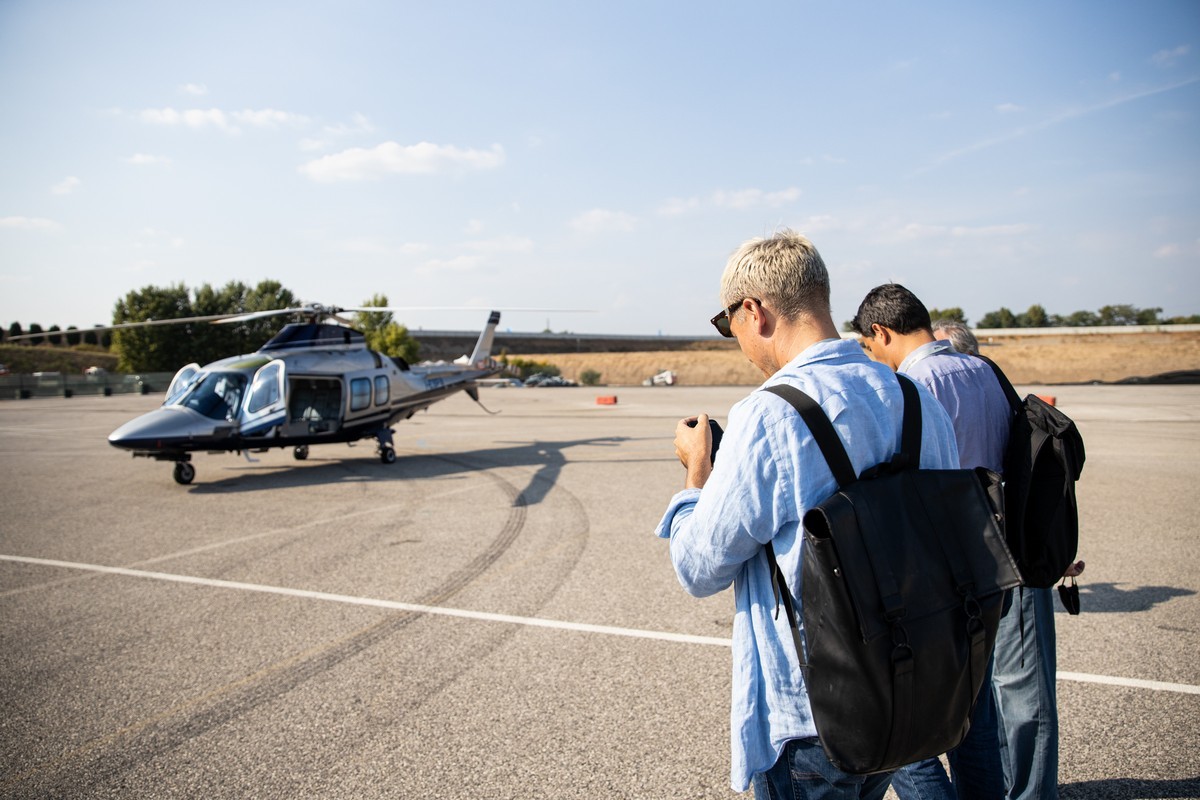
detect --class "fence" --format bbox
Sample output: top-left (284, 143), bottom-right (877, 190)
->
top-left (0, 372), bottom-right (174, 400)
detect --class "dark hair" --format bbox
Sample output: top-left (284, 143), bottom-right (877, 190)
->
top-left (851, 283), bottom-right (932, 336)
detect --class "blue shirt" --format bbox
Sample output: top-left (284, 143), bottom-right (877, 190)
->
top-left (898, 341), bottom-right (1011, 472)
top-left (655, 338), bottom-right (960, 791)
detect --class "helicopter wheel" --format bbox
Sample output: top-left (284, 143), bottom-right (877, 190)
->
top-left (173, 462), bottom-right (195, 485)
top-left (379, 446), bottom-right (396, 465)
top-left (293, 445), bottom-right (309, 461)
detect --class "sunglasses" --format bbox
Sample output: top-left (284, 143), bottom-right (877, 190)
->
top-left (710, 298), bottom-right (760, 338)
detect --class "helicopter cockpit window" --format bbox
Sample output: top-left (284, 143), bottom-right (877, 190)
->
top-left (165, 364), bottom-right (201, 405)
top-left (350, 377), bottom-right (371, 412)
top-left (374, 375), bottom-right (389, 405)
top-left (247, 362), bottom-right (282, 414)
top-left (177, 372), bottom-right (248, 422)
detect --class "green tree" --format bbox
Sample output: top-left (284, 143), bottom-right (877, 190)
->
top-left (7, 322), bottom-right (22, 341)
top-left (1017, 304), bottom-right (1049, 328)
top-left (1062, 309), bottom-right (1099, 327)
top-left (112, 283), bottom-right (194, 371)
top-left (977, 307), bottom-right (1017, 329)
top-left (580, 369), bottom-right (602, 386)
top-left (355, 294), bottom-right (420, 363)
top-left (927, 307), bottom-right (967, 325)
top-left (27, 323), bottom-right (44, 345)
top-left (112, 280), bottom-right (297, 372)
top-left (65, 326), bottom-right (81, 346)
top-left (47, 325), bottom-right (63, 345)
top-left (1097, 304), bottom-right (1142, 326)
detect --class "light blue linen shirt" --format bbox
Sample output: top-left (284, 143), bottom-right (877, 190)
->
top-left (655, 337), bottom-right (959, 792)
top-left (898, 340), bottom-right (1011, 472)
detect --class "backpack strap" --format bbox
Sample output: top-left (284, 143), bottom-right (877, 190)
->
top-left (896, 374), bottom-right (923, 466)
top-left (760, 375), bottom-right (923, 642)
top-left (762, 384), bottom-right (856, 488)
top-left (975, 353), bottom-right (1022, 415)
top-left (765, 375), bottom-right (924, 479)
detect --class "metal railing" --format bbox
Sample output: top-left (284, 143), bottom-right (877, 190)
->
top-left (0, 372), bottom-right (174, 400)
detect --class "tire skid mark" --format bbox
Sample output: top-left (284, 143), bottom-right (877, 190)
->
top-left (3, 459), bottom-right (576, 797)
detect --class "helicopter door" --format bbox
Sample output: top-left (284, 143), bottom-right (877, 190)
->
top-left (240, 360), bottom-right (287, 437)
top-left (165, 363), bottom-right (201, 405)
top-left (284, 377), bottom-right (344, 436)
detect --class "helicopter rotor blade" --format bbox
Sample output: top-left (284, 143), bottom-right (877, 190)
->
top-left (212, 308), bottom-right (310, 324)
top-left (3, 313), bottom-right (237, 341)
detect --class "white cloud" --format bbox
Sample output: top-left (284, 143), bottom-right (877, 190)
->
top-left (657, 196), bottom-right (702, 216)
top-left (1154, 243), bottom-right (1180, 258)
top-left (139, 107), bottom-right (234, 131)
top-left (125, 153), bottom-right (172, 166)
top-left (232, 108), bottom-right (309, 128)
top-left (0, 216), bottom-right (63, 231)
top-left (298, 141), bottom-right (506, 182)
top-left (891, 222), bottom-right (1036, 241)
top-left (51, 176), bottom-right (81, 195)
top-left (569, 208), bottom-right (637, 234)
top-left (180, 83), bottom-right (209, 96)
top-left (323, 113), bottom-right (374, 136)
top-left (463, 234), bottom-right (534, 254)
top-left (658, 186), bottom-right (801, 216)
top-left (712, 187), bottom-right (801, 209)
top-left (136, 106), bottom-right (307, 134)
top-left (1151, 45), bottom-right (1189, 68)
top-left (417, 254), bottom-right (486, 275)
top-left (917, 76), bottom-right (1200, 174)
top-left (995, 103), bottom-right (1024, 114)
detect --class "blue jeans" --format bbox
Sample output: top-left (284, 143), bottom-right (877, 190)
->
top-left (753, 738), bottom-right (892, 800)
top-left (992, 587), bottom-right (1058, 800)
top-left (890, 668), bottom-right (1005, 800)
top-left (892, 657), bottom-right (1003, 800)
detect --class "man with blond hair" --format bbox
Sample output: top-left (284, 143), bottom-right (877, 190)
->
top-left (656, 231), bottom-right (959, 798)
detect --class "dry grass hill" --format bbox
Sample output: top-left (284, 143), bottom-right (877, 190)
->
top-left (523, 331), bottom-right (1200, 386)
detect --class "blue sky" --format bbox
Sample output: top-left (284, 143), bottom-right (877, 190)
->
top-left (2, 0), bottom-right (1197, 337)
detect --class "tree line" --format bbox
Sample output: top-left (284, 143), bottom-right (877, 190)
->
top-left (3, 280), bottom-right (419, 372)
top-left (924, 304), bottom-right (1199, 329)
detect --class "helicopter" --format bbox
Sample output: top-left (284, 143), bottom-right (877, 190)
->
top-left (104, 304), bottom-right (507, 484)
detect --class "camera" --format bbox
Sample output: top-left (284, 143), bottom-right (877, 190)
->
top-left (686, 418), bottom-right (724, 464)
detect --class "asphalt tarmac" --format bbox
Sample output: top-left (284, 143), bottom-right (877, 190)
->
top-left (1, 384), bottom-right (1197, 799)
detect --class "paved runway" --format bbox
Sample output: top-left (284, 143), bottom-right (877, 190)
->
top-left (1, 384), bottom-right (1197, 799)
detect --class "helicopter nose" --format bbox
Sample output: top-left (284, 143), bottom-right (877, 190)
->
top-left (108, 407), bottom-right (209, 451)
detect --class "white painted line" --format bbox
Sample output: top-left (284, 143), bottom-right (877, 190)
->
top-left (0, 554), bottom-right (730, 647)
top-left (5, 554), bottom-right (1199, 696)
top-left (1056, 671), bottom-right (1200, 696)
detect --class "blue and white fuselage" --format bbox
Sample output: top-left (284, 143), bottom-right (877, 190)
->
top-left (108, 311), bottom-right (503, 483)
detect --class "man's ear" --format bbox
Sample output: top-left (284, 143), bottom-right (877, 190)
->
top-left (749, 299), bottom-right (774, 336)
top-left (870, 323), bottom-right (892, 344)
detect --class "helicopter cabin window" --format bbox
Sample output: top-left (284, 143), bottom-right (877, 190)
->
top-left (374, 375), bottom-right (389, 405)
top-left (247, 362), bottom-right (282, 414)
top-left (350, 378), bottom-right (372, 412)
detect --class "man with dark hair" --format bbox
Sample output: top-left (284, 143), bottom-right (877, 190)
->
top-left (657, 236), bottom-right (960, 798)
top-left (853, 283), bottom-right (1061, 800)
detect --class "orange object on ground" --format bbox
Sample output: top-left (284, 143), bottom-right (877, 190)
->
top-left (1035, 395), bottom-right (1057, 406)
top-left (596, 396), bottom-right (618, 405)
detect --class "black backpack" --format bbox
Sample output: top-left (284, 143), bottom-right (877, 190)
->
top-left (763, 375), bottom-right (1021, 774)
top-left (977, 356), bottom-right (1086, 588)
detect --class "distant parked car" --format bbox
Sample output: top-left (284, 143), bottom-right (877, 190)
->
top-left (0, 363), bottom-right (10, 376)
